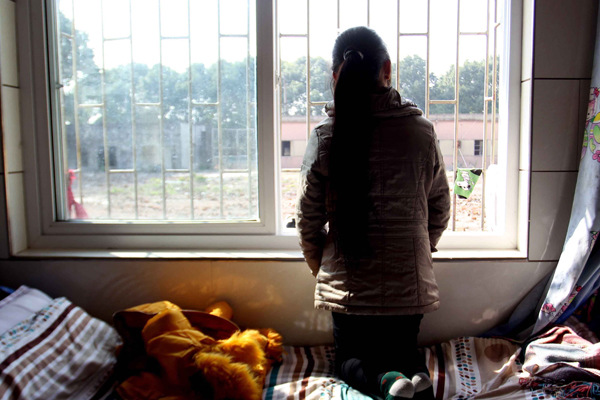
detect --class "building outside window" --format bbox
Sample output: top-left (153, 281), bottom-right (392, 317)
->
top-left (281, 140), bottom-right (291, 157)
top-left (474, 139), bottom-right (483, 156)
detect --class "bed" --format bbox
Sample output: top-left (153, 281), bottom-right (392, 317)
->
top-left (266, 319), bottom-right (600, 400)
top-left (0, 286), bottom-right (120, 399)
top-left (1, 285), bottom-right (599, 400)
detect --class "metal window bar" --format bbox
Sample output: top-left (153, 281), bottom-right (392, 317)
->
top-left (246, 0), bottom-right (255, 217)
top-left (62, 2), bottom-right (85, 218)
top-left (59, 20), bottom-right (80, 218)
top-left (187, 0), bottom-right (194, 219)
top-left (129, 0), bottom-right (140, 219)
top-left (99, 0), bottom-right (110, 216)
top-left (62, 0), bottom-right (256, 221)
top-left (277, 0), bottom-right (501, 232)
top-left (216, 0), bottom-right (225, 218)
top-left (158, 0), bottom-right (166, 219)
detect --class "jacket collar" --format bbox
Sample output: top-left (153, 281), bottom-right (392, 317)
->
top-left (324, 87), bottom-right (423, 118)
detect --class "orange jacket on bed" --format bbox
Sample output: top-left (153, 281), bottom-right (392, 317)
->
top-left (117, 305), bottom-right (283, 400)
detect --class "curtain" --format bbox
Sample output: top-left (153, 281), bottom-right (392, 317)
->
top-left (487, 9), bottom-right (600, 341)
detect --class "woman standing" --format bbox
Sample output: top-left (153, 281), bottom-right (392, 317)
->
top-left (296, 27), bottom-right (451, 399)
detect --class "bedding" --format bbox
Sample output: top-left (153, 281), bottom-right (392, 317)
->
top-left (263, 341), bottom-right (545, 400)
top-left (0, 291), bottom-right (121, 400)
top-left (0, 286), bottom-right (53, 334)
top-left (1, 285), bottom-right (600, 400)
top-left (264, 326), bottom-right (597, 400)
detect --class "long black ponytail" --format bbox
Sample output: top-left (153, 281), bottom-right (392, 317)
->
top-left (329, 27), bottom-right (390, 265)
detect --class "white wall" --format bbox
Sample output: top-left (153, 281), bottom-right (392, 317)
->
top-left (0, 258), bottom-right (555, 345)
top-left (0, 0), bottom-right (598, 346)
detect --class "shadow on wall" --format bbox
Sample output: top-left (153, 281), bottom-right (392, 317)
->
top-left (0, 259), bottom-right (334, 345)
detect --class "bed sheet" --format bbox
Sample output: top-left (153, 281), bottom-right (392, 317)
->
top-left (0, 296), bottom-right (121, 400)
top-left (263, 339), bottom-right (557, 400)
top-left (0, 285), bottom-right (53, 334)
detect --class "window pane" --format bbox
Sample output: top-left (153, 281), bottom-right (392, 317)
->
top-left (280, 37), bottom-right (307, 118)
top-left (109, 173), bottom-right (136, 219)
top-left (279, 0), bottom-right (307, 35)
top-left (339, 0), bottom-right (368, 29)
top-left (309, 57), bottom-right (331, 103)
top-left (460, 0), bottom-right (488, 33)
top-left (160, 0), bottom-right (189, 38)
top-left (219, 0), bottom-right (248, 35)
top-left (276, 0), bottom-right (507, 234)
top-left (55, 0), bottom-right (258, 222)
top-left (102, 0), bottom-right (130, 39)
top-left (399, 36), bottom-right (427, 109)
top-left (430, 0), bottom-right (458, 101)
top-left (131, 0), bottom-right (160, 80)
top-left (399, 0), bottom-right (428, 34)
top-left (308, 0), bottom-right (336, 59)
top-left (369, 0), bottom-right (397, 54)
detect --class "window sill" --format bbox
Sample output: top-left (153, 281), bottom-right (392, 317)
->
top-left (14, 248), bottom-right (527, 261)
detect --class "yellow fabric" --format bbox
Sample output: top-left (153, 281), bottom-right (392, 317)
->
top-left (204, 301), bottom-right (234, 320)
top-left (126, 301), bottom-right (181, 314)
top-left (116, 304), bottom-right (283, 400)
top-left (142, 308), bottom-right (196, 343)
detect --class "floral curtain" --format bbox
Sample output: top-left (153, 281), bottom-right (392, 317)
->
top-left (487, 9), bottom-right (600, 340)
top-left (532, 88), bottom-right (600, 334)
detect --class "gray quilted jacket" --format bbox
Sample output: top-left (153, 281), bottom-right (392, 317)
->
top-left (296, 87), bottom-right (451, 315)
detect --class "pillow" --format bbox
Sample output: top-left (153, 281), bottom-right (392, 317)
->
top-left (0, 285), bottom-right (53, 334)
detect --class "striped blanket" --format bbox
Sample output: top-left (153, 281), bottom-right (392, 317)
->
top-left (0, 297), bottom-right (121, 400)
top-left (263, 345), bottom-right (372, 400)
top-left (1, 295), bottom-right (587, 400)
top-left (264, 339), bottom-right (559, 400)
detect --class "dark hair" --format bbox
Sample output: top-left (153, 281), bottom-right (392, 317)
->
top-left (329, 27), bottom-right (390, 264)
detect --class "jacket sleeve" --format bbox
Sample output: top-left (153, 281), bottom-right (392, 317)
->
top-left (427, 132), bottom-right (451, 252)
top-left (296, 130), bottom-right (328, 276)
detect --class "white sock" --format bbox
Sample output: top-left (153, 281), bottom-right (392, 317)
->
top-left (411, 372), bottom-right (432, 393)
top-left (389, 376), bottom-right (415, 398)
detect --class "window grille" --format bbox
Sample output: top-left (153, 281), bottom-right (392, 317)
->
top-left (54, 0), bottom-right (258, 222)
top-left (276, 0), bottom-right (503, 233)
top-left (49, 0), bottom-right (508, 239)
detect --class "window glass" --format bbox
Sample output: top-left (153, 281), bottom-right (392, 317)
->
top-left (54, 0), bottom-right (258, 222)
top-left (277, 0), bottom-right (505, 234)
top-left (42, 0), bottom-right (515, 250)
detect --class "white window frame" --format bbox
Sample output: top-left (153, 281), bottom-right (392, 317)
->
top-left (14, 0), bottom-right (525, 255)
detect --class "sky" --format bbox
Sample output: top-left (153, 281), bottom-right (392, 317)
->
top-left (59, 0), bottom-right (504, 76)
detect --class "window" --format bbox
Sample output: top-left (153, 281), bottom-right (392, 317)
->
top-left (53, 0), bottom-right (258, 222)
top-left (276, 0), bottom-right (521, 248)
top-left (281, 140), bottom-right (291, 157)
top-left (474, 139), bottom-right (483, 156)
top-left (16, 0), bottom-right (522, 252)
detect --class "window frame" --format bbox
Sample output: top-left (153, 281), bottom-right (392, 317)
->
top-left (14, 0), bottom-right (525, 254)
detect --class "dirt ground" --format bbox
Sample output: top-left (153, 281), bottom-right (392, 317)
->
top-left (70, 170), bottom-right (489, 232)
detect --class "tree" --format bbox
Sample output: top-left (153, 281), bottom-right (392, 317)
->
top-left (281, 56), bottom-right (332, 117)
top-left (60, 11), bottom-right (497, 173)
top-left (397, 55), bottom-right (429, 109)
top-left (425, 58), bottom-right (499, 115)
top-left (59, 11), bottom-right (102, 170)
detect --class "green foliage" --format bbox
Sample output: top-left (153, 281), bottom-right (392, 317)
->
top-left (397, 55), bottom-right (428, 108)
top-left (397, 55), bottom-right (499, 114)
top-left (61, 14), bottom-right (499, 173)
top-left (281, 56), bottom-right (332, 116)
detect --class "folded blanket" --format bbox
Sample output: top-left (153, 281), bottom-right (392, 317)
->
top-left (0, 297), bottom-right (121, 400)
top-left (523, 325), bottom-right (600, 383)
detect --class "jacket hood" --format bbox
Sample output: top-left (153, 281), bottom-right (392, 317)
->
top-left (324, 87), bottom-right (423, 119)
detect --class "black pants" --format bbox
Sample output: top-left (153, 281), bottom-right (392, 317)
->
top-left (332, 312), bottom-right (427, 396)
